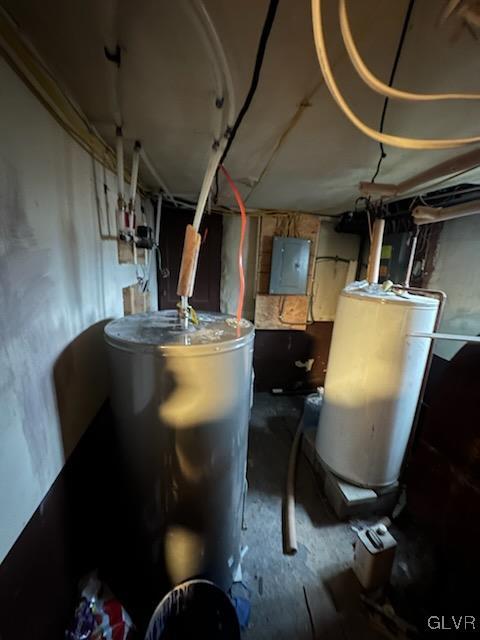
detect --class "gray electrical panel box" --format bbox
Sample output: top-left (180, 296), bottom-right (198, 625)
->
top-left (269, 236), bottom-right (311, 295)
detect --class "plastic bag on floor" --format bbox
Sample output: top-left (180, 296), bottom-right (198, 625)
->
top-left (66, 572), bottom-right (134, 640)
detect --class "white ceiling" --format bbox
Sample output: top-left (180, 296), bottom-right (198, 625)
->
top-left (3, 0), bottom-right (480, 214)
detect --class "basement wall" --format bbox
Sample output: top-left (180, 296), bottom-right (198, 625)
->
top-left (428, 215), bottom-right (480, 360)
top-left (311, 221), bottom-right (359, 321)
top-left (220, 216), bottom-right (358, 325)
top-left (220, 216), bottom-right (357, 390)
top-left (0, 58), bottom-right (157, 563)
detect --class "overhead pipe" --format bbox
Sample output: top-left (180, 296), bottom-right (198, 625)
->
top-left (129, 141), bottom-right (141, 207)
top-left (186, 4), bottom-right (225, 142)
top-left (176, 146), bottom-right (224, 324)
top-left (115, 126), bottom-right (128, 239)
top-left (413, 199), bottom-right (480, 225)
top-left (140, 149), bottom-right (178, 206)
top-left (311, 0), bottom-right (480, 149)
top-left (191, 0), bottom-right (236, 126)
top-left (192, 149), bottom-right (222, 231)
top-left (339, 0), bottom-right (480, 103)
top-left (106, 2), bottom-right (178, 209)
top-left (404, 227), bottom-right (419, 287)
top-left (125, 140), bottom-right (142, 231)
top-left (186, 0), bottom-right (236, 143)
top-left (366, 218), bottom-right (385, 284)
top-left (409, 332), bottom-right (480, 343)
top-left (176, 0), bottom-right (237, 321)
top-left (359, 148), bottom-right (480, 199)
top-left (115, 126), bottom-right (125, 205)
top-left (154, 194), bottom-right (162, 249)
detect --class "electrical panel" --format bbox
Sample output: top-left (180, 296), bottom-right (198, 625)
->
top-left (269, 236), bottom-right (311, 295)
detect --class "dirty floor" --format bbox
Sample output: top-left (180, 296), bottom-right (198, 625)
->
top-left (241, 393), bottom-right (385, 640)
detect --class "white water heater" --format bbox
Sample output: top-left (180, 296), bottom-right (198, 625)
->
top-left (316, 286), bottom-right (438, 488)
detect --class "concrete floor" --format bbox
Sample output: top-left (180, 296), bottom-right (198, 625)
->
top-left (241, 393), bottom-right (385, 640)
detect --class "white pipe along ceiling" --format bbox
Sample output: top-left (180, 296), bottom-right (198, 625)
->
top-left (2, 0), bottom-right (480, 215)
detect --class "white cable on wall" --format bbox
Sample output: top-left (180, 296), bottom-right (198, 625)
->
top-left (311, 0), bottom-right (480, 149)
top-left (339, 0), bottom-right (480, 103)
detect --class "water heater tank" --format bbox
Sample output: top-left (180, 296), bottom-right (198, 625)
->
top-left (316, 286), bottom-right (438, 488)
top-left (104, 311), bottom-right (254, 592)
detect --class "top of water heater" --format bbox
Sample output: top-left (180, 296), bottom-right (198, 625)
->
top-left (342, 281), bottom-right (439, 308)
top-left (104, 310), bottom-right (254, 354)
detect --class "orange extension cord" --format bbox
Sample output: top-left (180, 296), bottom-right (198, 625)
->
top-left (220, 165), bottom-right (247, 323)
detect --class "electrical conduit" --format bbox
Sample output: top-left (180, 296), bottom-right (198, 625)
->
top-left (311, 0), bottom-right (480, 149)
top-left (339, 0), bottom-right (480, 102)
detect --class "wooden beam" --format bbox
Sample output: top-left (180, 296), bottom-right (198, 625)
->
top-left (358, 182), bottom-right (398, 197)
top-left (360, 148), bottom-right (480, 200)
top-left (413, 199), bottom-right (480, 225)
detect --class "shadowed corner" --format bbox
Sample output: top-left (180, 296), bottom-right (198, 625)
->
top-left (53, 318), bottom-right (112, 459)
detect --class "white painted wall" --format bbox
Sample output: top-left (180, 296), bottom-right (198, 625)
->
top-left (428, 216), bottom-right (480, 361)
top-left (220, 214), bottom-right (258, 321)
top-left (0, 59), bottom-right (157, 563)
top-left (311, 222), bottom-right (359, 321)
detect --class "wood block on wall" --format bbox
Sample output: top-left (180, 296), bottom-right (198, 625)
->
top-left (117, 239), bottom-right (135, 264)
top-left (137, 248), bottom-right (147, 265)
top-left (117, 240), bottom-right (148, 265)
top-left (254, 294), bottom-right (308, 330)
top-left (122, 284), bottom-right (151, 315)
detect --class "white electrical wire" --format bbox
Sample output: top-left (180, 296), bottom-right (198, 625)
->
top-left (115, 127), bottom-right (124, 200)
top-left (154, 194), bottom-right (162, 247)
top-left (192, 0), bottom-right (236, 127)
top-left (178, 0), bottom-right (237, 317)
top-left (136, 0), bottom-right (237, 220)
top-left (186, 0), bottom-right (237, 229)
top-left (339, 0), bottom-right (480, 102)
top-left (186, 3), bottom-right (225, 141)
top-left (192, 146), bottom-right (223, 231)
top-left (186, 0), bottom-right (236, 143)
top-left (129, 141), bottom-right (141, 205)
top-left (140, 149), bottom-right (178, 206)
top-left (311, 0), bottom-right (480, 149)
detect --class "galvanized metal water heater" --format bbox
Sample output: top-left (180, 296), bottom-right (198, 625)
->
top-left (316, 285), bottom-right (438, 488)
top-left (105, 311), bottom-right (254, 591)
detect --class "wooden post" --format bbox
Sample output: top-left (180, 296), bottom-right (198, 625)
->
top-left (367, 218), bottom-right (385, 284)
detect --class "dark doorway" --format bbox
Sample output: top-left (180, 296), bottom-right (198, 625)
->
top-left (157, 206), bottom-right (222, 312)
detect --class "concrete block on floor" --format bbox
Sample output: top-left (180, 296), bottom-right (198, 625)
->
top-left (302, 425), bottom-right (399, 520)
